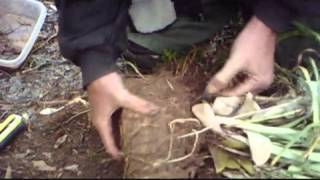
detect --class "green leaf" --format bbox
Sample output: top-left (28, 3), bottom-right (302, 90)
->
top-left (310, 57), bottom-right (319, 81)
top-left (271, 143), bottom-right (320, 163)
top-left (221, 137), bottom-right (248, 150)
top-left (236, 158), bottom-right (255, 175)
top-left (305, 163), bottom-right (320, 174)
top-left (294, 21), bottom-right (320, 43)
top-left (271, 123), bottom-right (320, 165)
top-left (288, 165), bottom-right (302, 172)
top-left (229, 120), bottom-right (299, 138)
top-left (308, 81), bottom-right (320, 124)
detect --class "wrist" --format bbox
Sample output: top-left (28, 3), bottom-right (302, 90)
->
top-left (87, 72), bottom-right (122, 91)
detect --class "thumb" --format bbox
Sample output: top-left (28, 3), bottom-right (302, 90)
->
top-left (204, 58), bottom-right (241, 96)
top-left (220, 78), bottom-right (257, 96)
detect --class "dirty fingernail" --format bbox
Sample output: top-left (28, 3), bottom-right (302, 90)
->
top-left (202, 91), bottom-right (215, 102)
top-left (109, 150), bottom-right (124, 161)
top-left (206, 77), bottom-right (227, 94)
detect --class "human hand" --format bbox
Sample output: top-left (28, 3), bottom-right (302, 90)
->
top-left (205, 16), bottom-right (277, 97)
top-left (87, 72), bottom-right (159, 160)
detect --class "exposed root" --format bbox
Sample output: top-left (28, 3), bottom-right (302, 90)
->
top-left (178, 125), bottom-right (214, 139)
top-left (166, 129), bottom-right (199, 164)
top-left (166, 118), bottom-right (200, 161)
top-left (166, 79), bottom-right (175, 91)
top-left (64, 108), bottom-right (91, 125)
top-left (164, 118), bottom-right (201, 164)
top-left (121, 60), bottom-right (146, 80)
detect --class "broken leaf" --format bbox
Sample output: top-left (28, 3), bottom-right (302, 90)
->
top-left (209, 145), bottom-right (241, 173)
top-left (245, 131), bottom-right (272, 166)
top-left (235, 93), bottom-right (260, 116)
top-left (32, 160), bottom-right (56, 171)
top-left (236, 158), bottom-right (255, 175)
top-left (39, 107), bottom-right (64, 115)
top-left (54, 134), bottom-right (68, 149)
top-left (212, 96), bottom-right (244, 116)
top-left (221, 137), bottom-right (248, 150)
top-left (192, 103), bottom-right (223, 134)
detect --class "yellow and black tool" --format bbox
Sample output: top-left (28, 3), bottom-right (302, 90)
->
top-left (0, 114), bottom-right (26, 150)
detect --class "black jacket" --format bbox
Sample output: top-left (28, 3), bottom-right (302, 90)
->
top-left (55, 0), bottom-right (320, 87)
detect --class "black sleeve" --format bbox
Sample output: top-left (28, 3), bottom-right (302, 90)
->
top-left (55, 0), bottom-right (130, 87)
top-left (252, 0), bottom-right (320, 33)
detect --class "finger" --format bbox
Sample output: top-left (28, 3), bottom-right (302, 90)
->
top-left (121, 93), bottom-right (160, 115)
top-left (205, 59), bottom-right (242, 95)
top-left (219, 79), bottom-right (260, 96)
top-left (94, 118), bottom-right (123, 160)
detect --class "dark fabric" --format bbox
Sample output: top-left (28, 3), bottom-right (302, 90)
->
top-left (252, 0), bottom-right (320, 68)
top-left (173, 0), bottom-right (204, 21)
top-left (55, 0), bottom-right (130, 87)
top-left (276, 36), bottom-right (320, 68)
top-left (252, 0), bottom-right (320, 32)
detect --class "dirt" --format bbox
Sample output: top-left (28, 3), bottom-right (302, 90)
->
top-left (0, 109), bottom-right (123, 178)
top-left (121, 70), bottom-right (202, 178)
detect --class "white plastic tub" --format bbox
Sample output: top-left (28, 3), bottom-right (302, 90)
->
top-left (0, 0), bottom-right (47, 69)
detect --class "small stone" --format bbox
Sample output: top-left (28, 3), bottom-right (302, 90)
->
top-left (64, 164), bottom-right (79, 173)
top-left (15, 149), bottom-right (32, 159)
top-left (54, 134), bottom-right (68, 149)
top-left (42, 152), bottom-right (52, 160)
top-left (32, 160), bottom-right (56, 172)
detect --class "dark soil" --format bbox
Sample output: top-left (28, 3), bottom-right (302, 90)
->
top-left (0, 108), bottom-right (123, 178)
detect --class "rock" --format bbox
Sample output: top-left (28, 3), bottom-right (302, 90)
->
top-left (5, 166), bottom-right (12, 179)
top-left (64, 164), bottom-right (79, 173)
top-left (42, 152), bottom-right (52, 160)
top-left (54, 134), bottom-right (68, 149)
top-left (32, 160), bottom-right (56, 172)
top-left (15, 149), bottom-right (32, 159)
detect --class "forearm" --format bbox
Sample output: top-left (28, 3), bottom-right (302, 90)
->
top-left (55, 0), bottom-right (130, 87)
